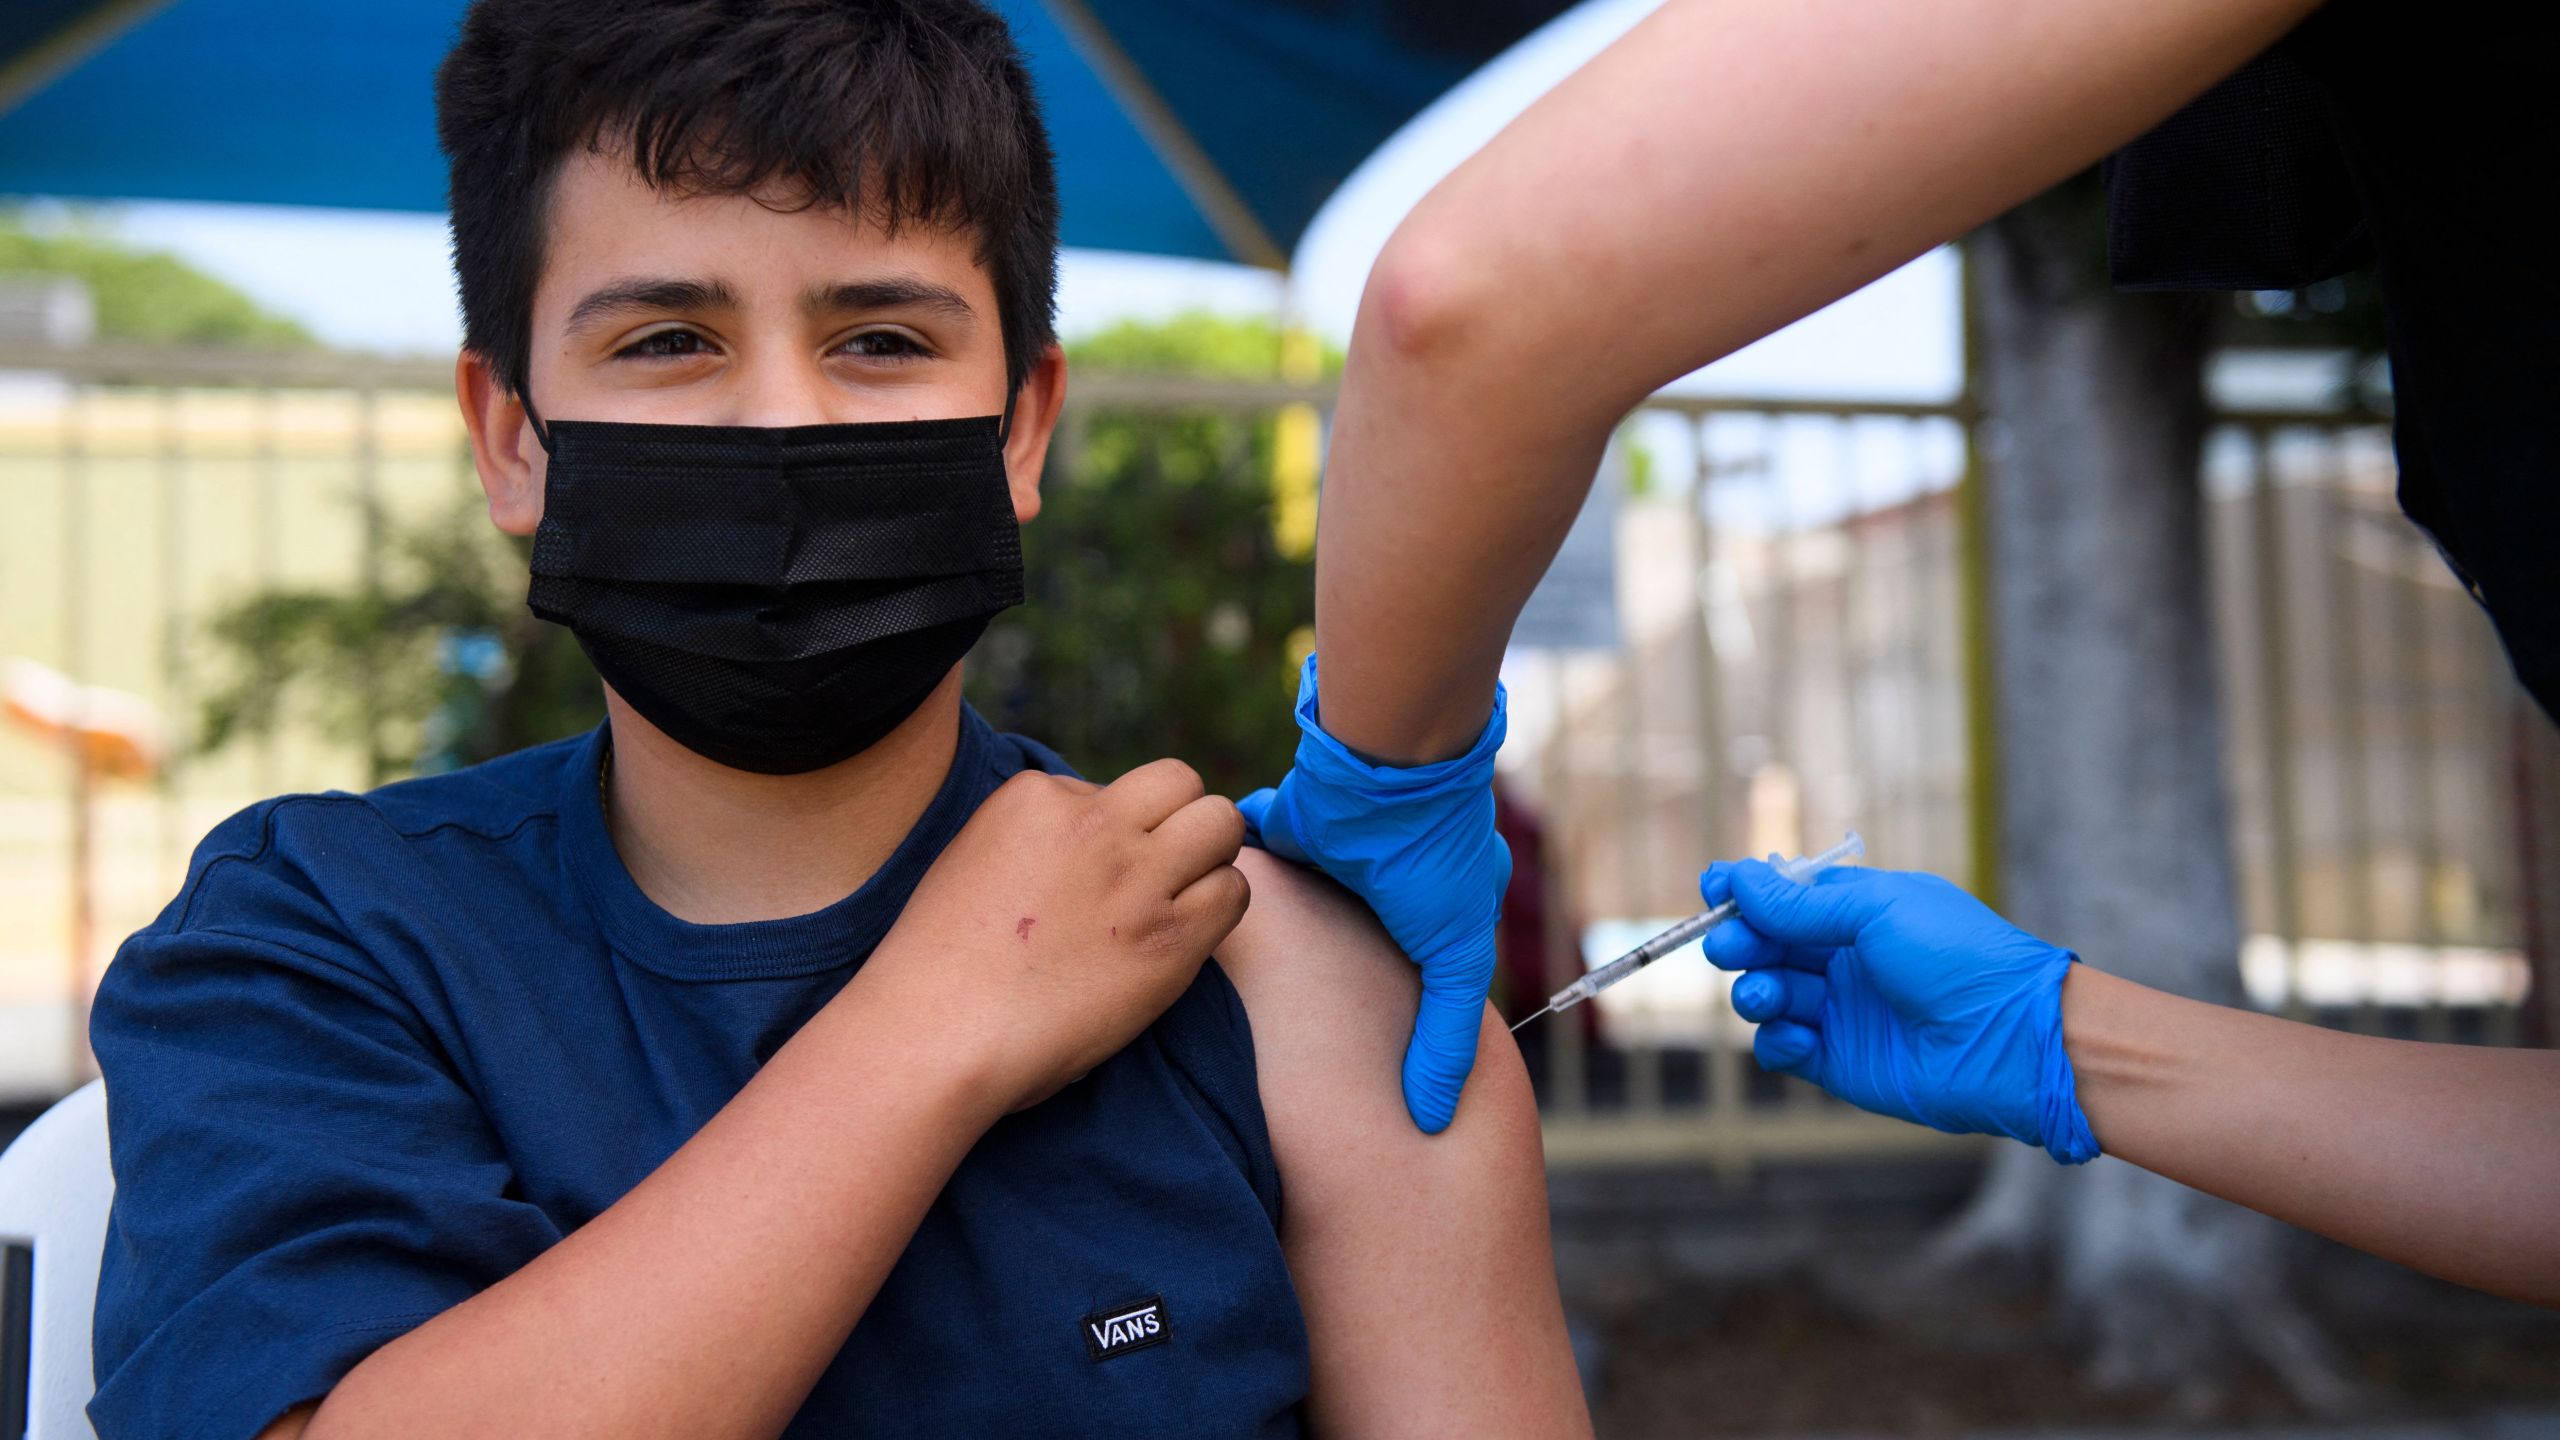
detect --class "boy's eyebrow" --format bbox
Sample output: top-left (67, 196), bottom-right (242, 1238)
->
top-left (803, 277), bottom-right (978, 323)
top-left (563, 277), bottom-right (739, 337)
top-left (560, 275), bottom-right (977, 338)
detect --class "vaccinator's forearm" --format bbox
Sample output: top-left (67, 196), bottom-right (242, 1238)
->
top-left (2064, 967), bottom-right (2560, 1307)
top-left (1314, 0), bottom-right (2322, 763)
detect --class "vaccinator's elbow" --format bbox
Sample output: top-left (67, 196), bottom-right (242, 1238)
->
top-left (1357, 225), bottom-right (1491, 370)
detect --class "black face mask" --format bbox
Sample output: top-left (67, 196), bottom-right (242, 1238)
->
top-left (523, 405), bottom-right (1023, 775)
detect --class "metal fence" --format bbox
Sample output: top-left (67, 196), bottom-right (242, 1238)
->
top-left (1, 341), bottom-right (2551, 1179)
top-left (1513, 396), bottom-right (2558, 1168)
top-left (1, 347), bottom-right (482, 1093)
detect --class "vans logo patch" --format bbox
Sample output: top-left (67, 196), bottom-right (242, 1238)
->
top-left (1081, 1296), bottom-right (1170, 1361)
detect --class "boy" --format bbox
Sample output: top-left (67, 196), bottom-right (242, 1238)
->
top-left (85, 2), bottom-right (1589, 1436)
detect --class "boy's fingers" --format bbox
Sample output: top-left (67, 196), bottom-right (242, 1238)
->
top-left (1146, 795), bottom-right (1247, 894)
top-left (1171, 861), bottom-right (1252, 939)
top-left (1106, 757), bottom-right (1207, 830)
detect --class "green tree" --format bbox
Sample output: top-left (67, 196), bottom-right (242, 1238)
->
top-left (0, 213), bottom-right (313, 346)
top-left (971, 312), bottom-right (1332, 795)
top-left (196, 498), bottom-right (602, 781)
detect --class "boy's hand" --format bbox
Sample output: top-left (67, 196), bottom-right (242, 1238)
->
top-left (856, 758), bottom-right (1251, 1115)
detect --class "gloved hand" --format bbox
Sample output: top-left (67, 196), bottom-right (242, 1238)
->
top-left (1698, 860), bottom-right (2099, 1164)
top-left (1239, 655), bottom-right (1511, 1134)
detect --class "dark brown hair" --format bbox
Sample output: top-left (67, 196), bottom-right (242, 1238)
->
top-left (435, 0), bottom-right (1059, 399)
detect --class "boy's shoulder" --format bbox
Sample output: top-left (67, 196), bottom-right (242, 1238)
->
top-left (1217, 847), bottom-right (1525, 1143)
top-left (976, 715), bottom-right (1077, 783)
top-left (1220, 849), bottom-right (1416, 1014)
top-left (157, 731), bottom-right (594, 940)
top-left (354, 730), bottom-right (594, 839)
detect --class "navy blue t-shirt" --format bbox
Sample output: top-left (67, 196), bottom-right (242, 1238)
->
top-left (87, 709), bottom-right (1310, 1440)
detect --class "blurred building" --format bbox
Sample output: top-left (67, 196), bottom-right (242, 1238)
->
top-left (1514, 418), bottom-right (2551, 1054)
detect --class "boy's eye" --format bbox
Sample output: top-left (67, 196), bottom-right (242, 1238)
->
top-left (617, 329), bottom-right (710, 360)
top-left (838, 330), bottom-right (928, 361)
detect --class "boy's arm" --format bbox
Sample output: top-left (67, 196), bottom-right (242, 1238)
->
top-left (1220, 850), bottom-right (1591, 1436)
top-left (124, 763), bottom-right (1242, 1440)
top-left (262, 986), bottom-right (998, 1440)
top-left (1316, 0), bottom-right (2325, 763)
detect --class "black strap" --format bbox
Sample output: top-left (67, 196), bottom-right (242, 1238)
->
top-left (520, 388), bottom-right (555, 455)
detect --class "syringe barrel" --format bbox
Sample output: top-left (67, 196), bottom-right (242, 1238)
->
top-left (1544, 829), bottom-right (1865, 1017)
top-left (1578, 951), bottom-right (1644, 995)
top-left (1631, 901), bottom-right (1733, 963)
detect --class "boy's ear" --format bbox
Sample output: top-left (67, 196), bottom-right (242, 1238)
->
top-left (456, 350), bottom-right (545, 536)
top-left (1002, 343), bottom-right (1068, 524)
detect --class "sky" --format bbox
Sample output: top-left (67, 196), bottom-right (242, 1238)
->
top-left (13, 0), bottom-right (1961, 403)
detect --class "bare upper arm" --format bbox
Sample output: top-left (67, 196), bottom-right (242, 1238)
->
top-left (1221, 848), bottom-right (1590, 1438)
top-left (256, 1401), bottom-right (317, 1439)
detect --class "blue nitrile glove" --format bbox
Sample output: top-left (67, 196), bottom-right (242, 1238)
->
top-left (1238, 654), bottom-right (1512, 1134)
top-left (1699, 861), bottom-right (2099, 1165)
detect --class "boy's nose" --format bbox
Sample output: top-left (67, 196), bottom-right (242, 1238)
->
top-left (727, 350), bottom-right (842, 429)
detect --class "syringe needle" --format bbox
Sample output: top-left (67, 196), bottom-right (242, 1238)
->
top-left (1509, 1005), bottom-right (1553, 1034)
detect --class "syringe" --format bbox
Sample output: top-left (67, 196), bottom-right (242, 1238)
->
top-left (1510, 830), bottom-right (1865, 1032)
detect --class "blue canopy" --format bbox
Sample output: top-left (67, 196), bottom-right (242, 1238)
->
top-left (0, 0), bottom-right (1575, 267)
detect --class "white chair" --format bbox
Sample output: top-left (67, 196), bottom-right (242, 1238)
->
top-left (0, 1080), bottom-right (112, 1440)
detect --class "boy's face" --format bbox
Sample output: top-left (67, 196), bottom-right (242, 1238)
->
top-left (461, 146), bottom-right (1062, 535)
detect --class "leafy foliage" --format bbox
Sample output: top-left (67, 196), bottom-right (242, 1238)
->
top-left (196, 494), bottom-right (602, 780)
top-left (964, 314), bottom-right (1330, 793)
top-left (1067, 310), bottom-right (1327, 377)
top-left (0, 213), bottom-right (315, 347)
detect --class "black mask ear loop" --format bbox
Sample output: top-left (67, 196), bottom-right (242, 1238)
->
top-left (519, 387), bottom-right (556, 455)
top-left (995, 384), bottom-right (1019, 451)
